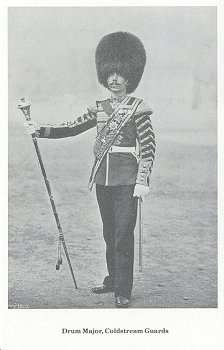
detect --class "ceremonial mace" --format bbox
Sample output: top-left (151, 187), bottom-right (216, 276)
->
top-left (18, 98), bottom-right (78, 289)
top-left (138, 198), bottom-right (143, 272)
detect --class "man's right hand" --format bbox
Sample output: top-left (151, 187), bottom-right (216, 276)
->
top-left (24, 120), bottom-right (38, 135)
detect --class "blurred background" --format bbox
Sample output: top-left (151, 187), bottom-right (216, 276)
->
top-left (8, 7), bottom-right (217, 308)
top-left (9, 7), bottom-right (216, 135)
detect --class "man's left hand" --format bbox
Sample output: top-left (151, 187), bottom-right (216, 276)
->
top-left (133, 184), bottom-right (149, 202)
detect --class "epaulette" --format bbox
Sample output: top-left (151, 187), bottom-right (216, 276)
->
top-left (135, 101), bottom-right (153, 116)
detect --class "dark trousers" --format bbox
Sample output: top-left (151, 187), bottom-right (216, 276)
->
top-left (96, 184), bottom-right (138, 299)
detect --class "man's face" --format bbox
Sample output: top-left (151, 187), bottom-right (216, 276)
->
top-left (107, 73), bottom-right (128, 93)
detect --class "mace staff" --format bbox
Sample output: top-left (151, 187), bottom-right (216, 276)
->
top-left (138, 198), bottom-right (143, 272)
top-left (18, 98), bottom-right (78, 289)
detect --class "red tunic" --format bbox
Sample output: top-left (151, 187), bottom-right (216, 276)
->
top-left (36, 96), bottom-right (156, 187)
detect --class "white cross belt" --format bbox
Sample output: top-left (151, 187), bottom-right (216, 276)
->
top-left (108, 146), bottom-right (136, 154)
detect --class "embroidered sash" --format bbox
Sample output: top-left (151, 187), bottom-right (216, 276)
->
top-left (88, 96), bottom-right (142, 190)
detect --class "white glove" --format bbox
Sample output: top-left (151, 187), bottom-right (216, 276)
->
top-left (24, 120), bottom-right (38, 135)
top-left (133, 184), bottom-right (150, 202)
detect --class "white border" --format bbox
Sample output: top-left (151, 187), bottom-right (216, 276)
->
top-left (1, 2), bottom-right (223, 350)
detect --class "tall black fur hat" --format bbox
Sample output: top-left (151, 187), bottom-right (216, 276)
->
top-left (95, 31), bottom-right (146, 94)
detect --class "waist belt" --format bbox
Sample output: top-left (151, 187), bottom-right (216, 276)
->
top-left (108, 146), bottom-right (136, 153)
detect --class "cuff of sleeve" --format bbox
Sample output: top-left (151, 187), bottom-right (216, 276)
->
top-left (136, 178), bottom-right (149, 187)
top-left (37, 126), bottom-right (51, 138)
top-left (136, 161), bottom-right (152, 186)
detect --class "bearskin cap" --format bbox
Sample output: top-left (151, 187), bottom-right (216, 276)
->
top-left (95, 31), bottom-right (146, 94)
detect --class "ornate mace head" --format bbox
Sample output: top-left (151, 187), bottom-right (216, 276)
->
top-left (18, 97), bottom-right (31, 121)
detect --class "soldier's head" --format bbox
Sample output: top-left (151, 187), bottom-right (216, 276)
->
top-left (95, 31), bottom-right (146, 94)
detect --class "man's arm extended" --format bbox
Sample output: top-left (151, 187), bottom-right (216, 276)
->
top-left (37, 108), bottom-right (97, 138)
top-left (25, 108), bottom-right (97, 139)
